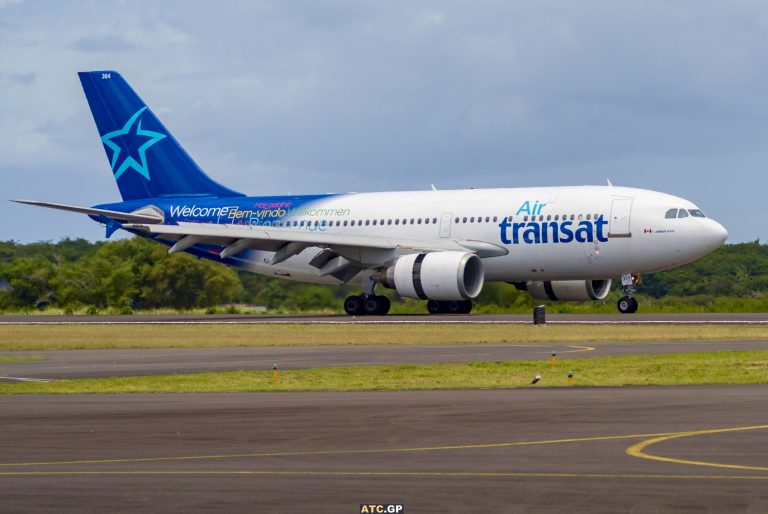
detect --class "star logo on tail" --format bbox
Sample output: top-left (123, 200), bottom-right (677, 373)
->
top-left (100, 106), bottom-right (166, 181)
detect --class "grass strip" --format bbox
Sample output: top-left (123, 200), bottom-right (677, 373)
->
top-left (3, 350), bottom-right (768, 394)
top-left (1, 324), bottom-right (767, 351)
top-left (0, 356), bottom-right (40, 363)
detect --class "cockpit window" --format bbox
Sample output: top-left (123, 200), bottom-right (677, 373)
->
top-left (688, 209), bottom-right (706, 218)
top-left (665, 208), bottom-right (678, 219)
top-left (677, 209), bottom-right (689, 218)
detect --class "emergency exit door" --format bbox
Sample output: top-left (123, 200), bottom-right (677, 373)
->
top-left (440, 212), bottom-right (452, 238)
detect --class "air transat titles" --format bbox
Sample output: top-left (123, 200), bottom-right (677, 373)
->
top-left (499, 215), bottom-right (608, 245)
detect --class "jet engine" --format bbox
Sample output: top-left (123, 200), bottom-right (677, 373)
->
top-left (521, 279), bottom-right (612, 301)
top-left (381, 252), bottom-right (484, 301)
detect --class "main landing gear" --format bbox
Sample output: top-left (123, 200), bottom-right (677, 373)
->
top-left (344, 294), bottom-right (391, 316)
top-left (344, 278), bottom-right (391, 316)
top-left (427, 299), bottom-right (473, 315)
top-left (617, 273), bottom-right (639, 314)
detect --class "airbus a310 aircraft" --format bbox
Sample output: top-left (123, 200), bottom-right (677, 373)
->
top-left (16, 71), bottom-right (728, 315)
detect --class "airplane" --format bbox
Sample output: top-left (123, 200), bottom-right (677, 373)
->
top-left (14, 71), bottom-right (729, 316)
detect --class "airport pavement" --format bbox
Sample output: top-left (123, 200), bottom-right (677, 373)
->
top-left (2, 312), bottom-right (768, 324)
top-left (0, 386), bottom-right (766, 513)
top-left (0, 340), bottom-right (767, 380)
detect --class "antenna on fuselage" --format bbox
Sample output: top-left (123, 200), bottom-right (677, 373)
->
top-left (430, 184), bottom-right (438, 191)
top-left (606, 179), bottom-right (614, 187)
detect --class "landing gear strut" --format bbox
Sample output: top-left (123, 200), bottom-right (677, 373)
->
top-left (427, 300), bottom-right (473, 315)
top-left (617, 273), bottom-right (639, 314)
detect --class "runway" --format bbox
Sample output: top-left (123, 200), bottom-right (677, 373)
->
top-left (3, 339), bottom-right (768, 380)
top-left (3, 312), bottom-right (768, 324)
top-left (1, 386), bottom-right (767, 513)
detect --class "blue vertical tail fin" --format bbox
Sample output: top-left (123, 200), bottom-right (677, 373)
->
top-left (78, 70), bottom-right (243, 201)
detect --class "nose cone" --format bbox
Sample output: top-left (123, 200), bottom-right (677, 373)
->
top-left (706, 219), bottom-right (728, 248)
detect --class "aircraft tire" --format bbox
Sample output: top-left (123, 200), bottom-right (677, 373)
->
top-left (427, 300), bottom-right (443, 315)
top-left (364, 295), bottom-right (390, 316)
top-left (344, 295), bottom-right (365, 316)
top-left (617, 296), bottom-right (638, 314)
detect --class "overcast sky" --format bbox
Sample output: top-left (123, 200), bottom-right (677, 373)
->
top-left (1, 0), bottom-right (767, 243)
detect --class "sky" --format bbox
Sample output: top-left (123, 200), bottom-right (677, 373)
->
top-left (1, 0), bottom-right (767, 243)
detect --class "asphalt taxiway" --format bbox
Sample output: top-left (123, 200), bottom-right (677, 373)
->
top-left (1, 386), bottom-right (767, 513)
top-left (3, 339), bottom-right (768, 380)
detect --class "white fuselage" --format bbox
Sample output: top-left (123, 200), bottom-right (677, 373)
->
top-left (233, 185), bottom-right (728, 285)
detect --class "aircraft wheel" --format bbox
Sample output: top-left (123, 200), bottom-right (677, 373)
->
top-left (364, 295), bottom-right (390, 316)
top-left (459, 300), bottom-right (473, 314)
top-left (344, 295), bottom-right (365, 316)
top-left (446, 301), bottom-right (463, 314)
top-left (617, 296), bottom-right (638, 314)
top-left (427, 300), bottom-right (443, 315)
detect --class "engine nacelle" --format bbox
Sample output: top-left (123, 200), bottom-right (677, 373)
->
top-left (524, 279), bottom-right (612, 301)
top-left (382, 252), bottom-right (484, 301)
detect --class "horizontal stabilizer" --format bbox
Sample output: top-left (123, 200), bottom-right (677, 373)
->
top-left (12, 200), bottom-right (164, 224)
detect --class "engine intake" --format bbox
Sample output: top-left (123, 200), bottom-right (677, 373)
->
top-left (382, 252), bottom-right (484, 301)
top-left (525, 279), bottom-right (612, 301)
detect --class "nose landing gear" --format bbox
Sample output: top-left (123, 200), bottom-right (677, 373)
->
top-left (617, 273), bottom-right (640, 314)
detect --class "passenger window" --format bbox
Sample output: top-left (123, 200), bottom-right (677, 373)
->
top-left (665, 208), bottom-right (678, 219)
top-left (455, 217), bottom-right (459, 223)
top-left (554, 215), bottom-right (559, 221)
top-left (387, 219), bottom-right (392, 225)
top-left (424, 218), bottom-right (429, 224)
top-left (678, 209), bottom-right (689, 218)
top-left (507, 216), bottom-right (512, 222)
top-left (470, 217), bottom-right (475, 223)
top-left (372, 220), bottom-right (377, 225)
top-left (433, 218), bottom-right (437, 224)
top-left (578, 214), bottom-right (583, 221)
top-left (546, 215), bottom-right (551, 221)
top-left (493, 216), bottom-right (498, 222)
top-left (343, 220), bottom-right (348, 226)
top-left (586, 214), bottom-right (591, 220)
top-left (380, 219), bottom-right (384, 225)
top-left (570, 215), bottom-right (575, 221)
top-left (689, 209), bottom-right (706, 218)
top-left (539, 215), bottom-right (544, 221)
top-left (463, 217), bottom-right (468, 223)
top-left (410, 218), bottom-right (415, 224)
top-left (365, 220), bottom-right (370, 226)
top-left (418, 218), bottom-right (422, 224)
top-left (395, 219), bottom-right (400, 225)
top-left (524, 216), bottom-right (529, 222)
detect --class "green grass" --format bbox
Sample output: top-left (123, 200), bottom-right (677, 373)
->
top-left (0, 355), bottom-right (39, 363)
top-left (3, 350), bottom-right (768, 394)
top-left (0, 324), bottom-right (767, 351)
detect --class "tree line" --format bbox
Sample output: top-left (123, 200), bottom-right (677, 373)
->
top-left (1, 237), bottom-right (767, 313)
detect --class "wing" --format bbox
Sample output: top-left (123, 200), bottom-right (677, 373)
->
top-left (123, 221), bottom-right (508, 272)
